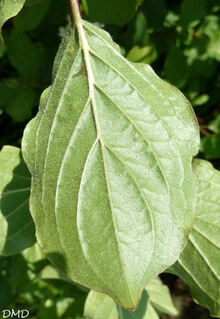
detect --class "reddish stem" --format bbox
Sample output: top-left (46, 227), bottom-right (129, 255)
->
top-left (200, 127), bottom-right (211, 137)
top-left (68, 0), bottom-right (81, 22)
top-left (68, 0), bottom-right (74, 21)
top-left (76, 0), bottom-right (81, 16)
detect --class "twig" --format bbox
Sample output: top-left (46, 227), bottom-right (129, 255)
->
top-left (200, 126), bottom-right (211, 137)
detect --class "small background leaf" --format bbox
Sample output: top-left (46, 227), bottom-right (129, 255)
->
top-left (141, 0), bottom-right (166, 30)
top-left (164, 47), bottom-right (188, 89)
top-left (82, 0), bottom-right (141, 26)
top-left (6, 30), bottom-right (45, 83)
top-left (0, 146), bottom-right (35, 255)
top-left (208, 114), bottom-right (220, 134)
top-left (127, 45), bottom-right (157, 64)
top-left (0, 79), bottom-right (36, 122)
top-left (13, 0), bottom-right (51, 32)
top-left (200, 133), bottom-right (220, 160)
top-left (180, 0), bottom-right (207, 28)
top-left (146, 278), bottom-right (178, 316)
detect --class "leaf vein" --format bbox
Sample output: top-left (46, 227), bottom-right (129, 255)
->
top-left (189, 235), bottom-right (220, 281)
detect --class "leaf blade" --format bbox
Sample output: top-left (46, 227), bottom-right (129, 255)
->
top-left (170, 159), bottom-right (220, 317)
top-left (22, 19), bottom-right (200, 308)
top-left (82, 0), bottom-right (141, 26)
top-left (146, 278), bottom-right (178, 316)
top-left (0, 146), bottom-right (35, 255)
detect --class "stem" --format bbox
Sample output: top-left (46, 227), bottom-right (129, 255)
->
top-left (68, 0), bottom-right (101, 139)
top-left (68, 0), bottom-right (81, 23)
top-left (68, 0), bottom-right (75, 21)
top-left (200, 127), bottom-right (211, 137)
top-left (76, 0), bottom-right (81, 16)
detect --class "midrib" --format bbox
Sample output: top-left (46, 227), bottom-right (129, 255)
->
top-left (70, 0), bottom-right (135, 306)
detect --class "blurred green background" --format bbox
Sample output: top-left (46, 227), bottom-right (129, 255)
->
top-left (0, 0), bottom-right (219, 318)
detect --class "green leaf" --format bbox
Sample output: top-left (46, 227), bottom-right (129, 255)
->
top-left (0, 38), bottom-right (5, 56)
top-left (208, 31), bottom-right (220, 61)
top-left (164, 47), bottom-right (188, 89)
top-left (195, 14), bottom-right (220, 61)
top-left (200, 133), bottom-right (220, 160)
top-left (13, 0), bottom-right (51, 32)
top-left (208, 114), bottom-right (220, 134)
top-left (9, 242), bottom-right (87, 300)
top-left (84, 291), bottom-right (124, 319)
top-left (84, 278), bottom-right (177, 318)
top-left (180, 0), bottom-right (207, 28)
top-left (0, 0), bottom-right (25, 38)
top-left (126, 45), bottom-right (157, 64)
top-left (22, 13), bottom-right (199, 309)
top-left (0, 277), bottom-right (13, 309)
top-left (113, 11), bottom-right (149, 52)
top-left (4, 88), bottom-right (36, 122)
top-left (0, 146), bottom-right (35, 256)
top-left (141, 0), bottom-right (166, 30)
top-left (22, 241), bottom-right (45, 264)
top-left (9, 243), bottom-right (46, 291)
top-left (56, 298), bottom-right (77, 318)
top-left (0, 80), bottom-right (36, 122)
top-left (191, 94), bottom-right (209, 107)
top-left (82, 0), bottom-right (141, 26)
top-left (128, 11), bottom-right (149, 47)
top-left (6, 30), bottom-right (45, 83)
top-left (170, 159), bottom-right (220, 317)
top-left (146, 278), bottom-right (178, 316)
top-left (19, 244), bottom-right (87, 318)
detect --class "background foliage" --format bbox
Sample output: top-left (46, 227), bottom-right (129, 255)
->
top-left (0, 0), bottom-right (219, 318)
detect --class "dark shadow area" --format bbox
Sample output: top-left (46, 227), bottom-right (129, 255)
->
top-left (160, 273), bottom-right (212, 319)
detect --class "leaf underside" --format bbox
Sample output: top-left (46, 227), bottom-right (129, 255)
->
top-left (22, 21), bottom-right (199, 308)
top-left (0, 146), bottom-right (35, 255)
top-left (170, 159), bottom-right (220, 318)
